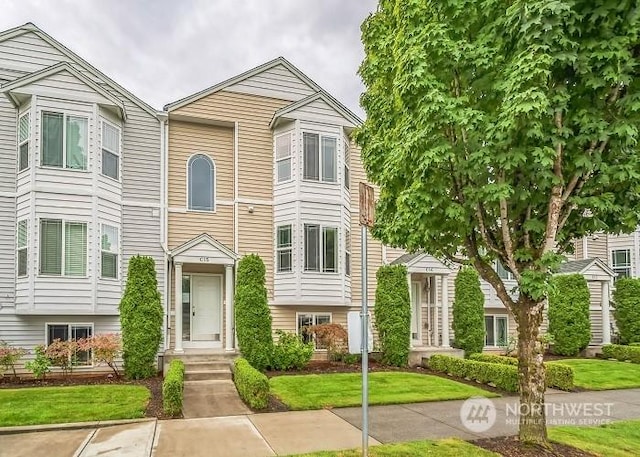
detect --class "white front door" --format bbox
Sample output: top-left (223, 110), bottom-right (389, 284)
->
top-left (191, 275), bottom-right (222, 342)
top-left (411, 282), bottom-right (421, 346)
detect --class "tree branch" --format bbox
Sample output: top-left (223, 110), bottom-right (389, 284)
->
top-left (497, 172), bottom-right (520, 281)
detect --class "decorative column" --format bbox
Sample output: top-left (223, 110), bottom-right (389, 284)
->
top-left (407, 272), bottom-right (414, 348)
top-left (225, 264), bottom-right (234, 351)
top-left (174, 262), bottom-right (184, 353)
top-left (441, 275), bottom-right (450, 348)
top-left (601, 280), bottom-right (611, 344)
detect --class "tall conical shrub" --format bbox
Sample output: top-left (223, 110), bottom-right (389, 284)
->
top-left (548, 274), bottom-right (591, 356)
top-left (452, 267), bottom-right (485, 356)
top-left (374, 264), bottom-right (411, 366)
top-left (119, 255), bottom-right (163, 379)
top-left (234, 254), bottom-right (273, 370)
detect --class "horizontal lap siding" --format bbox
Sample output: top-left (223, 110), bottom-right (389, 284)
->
top-left (238, 204), bottom-right (273, 298)
top-left (225, 64), bottom-right (315, 102)
top-left (0, 197), bottom-right (16, 310)
top-left (168, 208), bottom-right (234, 250)
top-left (0, 95), bottom-right (16, 192)
top-left (0, 31), bottom-right (71, 73)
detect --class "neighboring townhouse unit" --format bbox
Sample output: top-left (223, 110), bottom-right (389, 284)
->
top-left (0, 23), bottom-right (165, 368)
top-left (163, 57), bottom-right (387, 353)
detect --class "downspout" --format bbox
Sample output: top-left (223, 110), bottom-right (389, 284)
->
top-left (158, 113), bottom-right (171, 351)
top-left (234, 121), bottom-right (239, 253)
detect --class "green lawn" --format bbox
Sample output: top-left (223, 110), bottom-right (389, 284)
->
top-left (270, 372), bottom-right (498, 410)
top-left (0, 385), bottom-right (150, 427)
top-left (556, 359), bottom-right (640, 390)
top-left (550, 419), bottom-right (640, 457)
top-left (289, 438), bottom-right (497, 456)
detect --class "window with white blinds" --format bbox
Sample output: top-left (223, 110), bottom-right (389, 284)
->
top-left (18, 113), bottom-right (29, 172)
top-left (102, 121), bottom-right (120, 180)
top-left (41, 112), bottom-right (88, 170)
top-left (276, 133), bottom-right (292, 182)
top-left (17, 220), bottom-right (27, 277)
top-left (39, 219), bottom-right (87, 276)
top-left (101, 224), bottom-right (119, 279)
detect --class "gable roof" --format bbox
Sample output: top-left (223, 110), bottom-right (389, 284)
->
top-left (558, 257), bottom-right (615, 277)
top-left (0, 22), bottom-right (160, 118)
top-left (171, 233), bottom-right (238, 260)
top-left (269, 91), bottom-right (362, 128)
top-left (0, 61), bottom-right (126, 118)
top-left (390, 252), bottom-right (423, 266)
top-left (164, 56), bottom-right (363, 125)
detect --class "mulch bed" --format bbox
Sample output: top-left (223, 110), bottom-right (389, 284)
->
top-left (472, 436), bottom-right (595, 456)
top-left (0, 373), bottom-right (171, 420)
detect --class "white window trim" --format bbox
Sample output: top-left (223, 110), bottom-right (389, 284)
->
top-left (40, 111), bottom-right (89, 172)
top-left (16, 219), bottom-right (28, 278)
top-left (484, 314), bottom-right (509, 348)
top-left (345, 228), bottom-right (351, 277)
top-left (303, 224), bottom-right (339, 274)
top-left (343, 136), bottom-right (350, 190)
top-left (302, 131), bottom-right (339, 184)
top-left (611, 248), bottom-right (632, 279)
top-left (100, 223), bottom-right (120, 280)
top-left (295, 312), bottom-right (333, 350)
top-left (44, 322), bottom-right (95, 368)
top-left (186, 153), bottom-right (217, 213)
top-left (17, 111), bottom-right (30, 173)
top-left (276, 224), bottom-right (293, 273)
top-left (275, 132), bottom-right (293, 184)
top-left (38, 218), bottom-right (88, 278)
top-left (496, 261), bottom-right (515, 281)
top-left (100, 118), bottom-right (122, 182)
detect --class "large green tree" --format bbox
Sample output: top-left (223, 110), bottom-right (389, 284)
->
top-left (357, 0), bottom-right (640, 446)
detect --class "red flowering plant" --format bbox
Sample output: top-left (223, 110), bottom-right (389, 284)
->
top-left (45, 339), bottom-right (79, 376)
top-left (78, 333), bottom-right (122, 377)
top-left (0, 341), bottom-right (27, 379)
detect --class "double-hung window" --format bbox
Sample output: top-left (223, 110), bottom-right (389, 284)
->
top-left (102, 121), bottom-right (120, 180)
top-left (612, 249), bottom-right (631, 279)
top-left (485, 315), bottom-right (508, 347)
top-left (276, 133), bottom-right (292, 182)
top-left (343, 138), bottom-right (350, 190)
top-left (17, 220), bottom-right (27, 277)
top-left (18, 113), bottom-right (30, 172)
top-left (303, 132), bottom-right (337, 183)
top-left (345, 229), bottom-right (351, 276)
top-left (47, 323), bottom-right (93, 366)
top-left (101, 224), bottom-right (119, 279)
top-left (39, 219), bottom-right (87, 276)
top-left (41, 112), bottom-right (88, 170)
top-left (304, 224), bottom-right (338, 273)
top-left (276, 225), bottom-right (292, 272)
top-left (297, 313), bottom-right (331, 347)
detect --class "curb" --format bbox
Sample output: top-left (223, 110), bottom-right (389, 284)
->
top-left (0, 417), bottom-right (156, 435)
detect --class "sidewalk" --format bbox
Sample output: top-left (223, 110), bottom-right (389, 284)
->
top-left (1, 389), bottom-right (638, 457)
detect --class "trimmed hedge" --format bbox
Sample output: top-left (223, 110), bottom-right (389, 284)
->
top-left (428, 354), bottom-right (518, 392)
top-left (233, 358), bottom-right (270, 409)
top-left (119, 255), bottom-right (164, 379)
top-left (468, 353), bottom-right (517, 365)
top-left (612, 278), bottom-right (640, 344)
top-left (602, 344), bottom-right (640, 363)
top-left (235, 255), bottom-right (273, 371)
top-left (374, 264), bottom-right (411, 366)
top-left (548, 274), bottom-right (591, 356)
top-left (163, 359), bottom-right (185, 416)
top-left (452, 268), bottom-right (486, 356)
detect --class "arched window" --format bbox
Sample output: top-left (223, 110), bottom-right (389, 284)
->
top-left (187, 154), bottom-right (215, 211)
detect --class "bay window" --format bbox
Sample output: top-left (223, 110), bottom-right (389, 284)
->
top-left (276, 225), bottom-right (292, 272)
top-left (345, 229), bottom-right (351, 276)
top-left (304, 224), bottom-right (338, 273)
top-left (101, 224), bottom-right (119, 279)
top-left (41, 112), bottom-right (88, 170)
top-left (39, 219), bottom-right (87, 276)
top-left (303, 132), bottom-right (337, 183)
top-left (18, 113), bottom-right (29, 172)
top-left (343, 138), bottom-right (350, 190)
top-left (17, 219), bottom-right (27, 277)
top-left (102, 121), bottom-right (120, 180)
top-left (276, 133), bottom-right (292, 182)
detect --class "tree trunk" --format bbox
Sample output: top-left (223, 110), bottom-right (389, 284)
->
top-left (514, 296), bottom-right (548, 447)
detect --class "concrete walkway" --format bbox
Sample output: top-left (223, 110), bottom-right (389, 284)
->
top-left (182, 380), bottom-right (251, 418)
top-left (1, 389), bottom-right (639, 457)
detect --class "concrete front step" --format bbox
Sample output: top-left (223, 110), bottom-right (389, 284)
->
top-left (185, 369), bottom-right (232, 381)
top-left (184, 361), bottom-right (231, 371)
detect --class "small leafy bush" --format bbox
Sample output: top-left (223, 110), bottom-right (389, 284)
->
top-left (233, 358), bottom-right (270, 409)
top-left (374, 264), bottom-right (411, 366)
top-left (45, 339), bottom-right (79, 376)
top-left (24, 345), bottom-right (51, 379)
top-left (119, 255), bottom-right (163, 379)
top-left (271, 331), bottom-right (314, 371)
top-left (307, 323), bottom-right (348, 360)
top-left (602, 344), bottom-right (640, 363)
top-left (428, 354), bottom-right (518, 392)
top-left (452, 267), bottom-right (486, 356)
top-left (548, 274), bottom-right (592, 356)
top-left (235, 255), bottom-right (273, 371)
top-left (612, 278), bottom-right (640, 344)
top-left (79, 333), bottom-right (122, 376)
top-left (467, 353), bottom-right (574, 390)
top-left (163, 359), bottom-right (185, 417)
top-left (0, 341), bottom-right (27, 379)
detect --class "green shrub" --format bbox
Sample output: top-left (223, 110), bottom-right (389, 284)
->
top-left (427, 354), bottom-right (518, 392)
top-left (468, 353), bottom-right (574, 390)
top-left (163, 360), bottom-right (185, 416)
top-left (374, 264), bottom-right (411, 366)
top-left (271, 331), bottom-right (314, 371)
top-left (235, 255), bottom-right (273, 371)
top-left (548, 274), bottom-right (592, 356)
top-left (452, 267), bottom-right (486, 356)
top-left (24, 345), bottom-right (51, 380)
top-left (612, 278), bottom-right (640, 344)
top-left (119, 255), bottom-right (163, 379)
top-left (233, 358), bottom-right (270, 409)
top-left (602, 344), bottom-right (640, 363)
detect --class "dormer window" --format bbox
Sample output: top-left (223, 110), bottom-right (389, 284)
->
top-left (41, 112), bottom-right (88, 170)
top-left (303, 132), bottom-right (337, 183)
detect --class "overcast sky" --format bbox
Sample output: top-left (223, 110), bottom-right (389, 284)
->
top-left (2, 0), bottom-right (377, 116)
